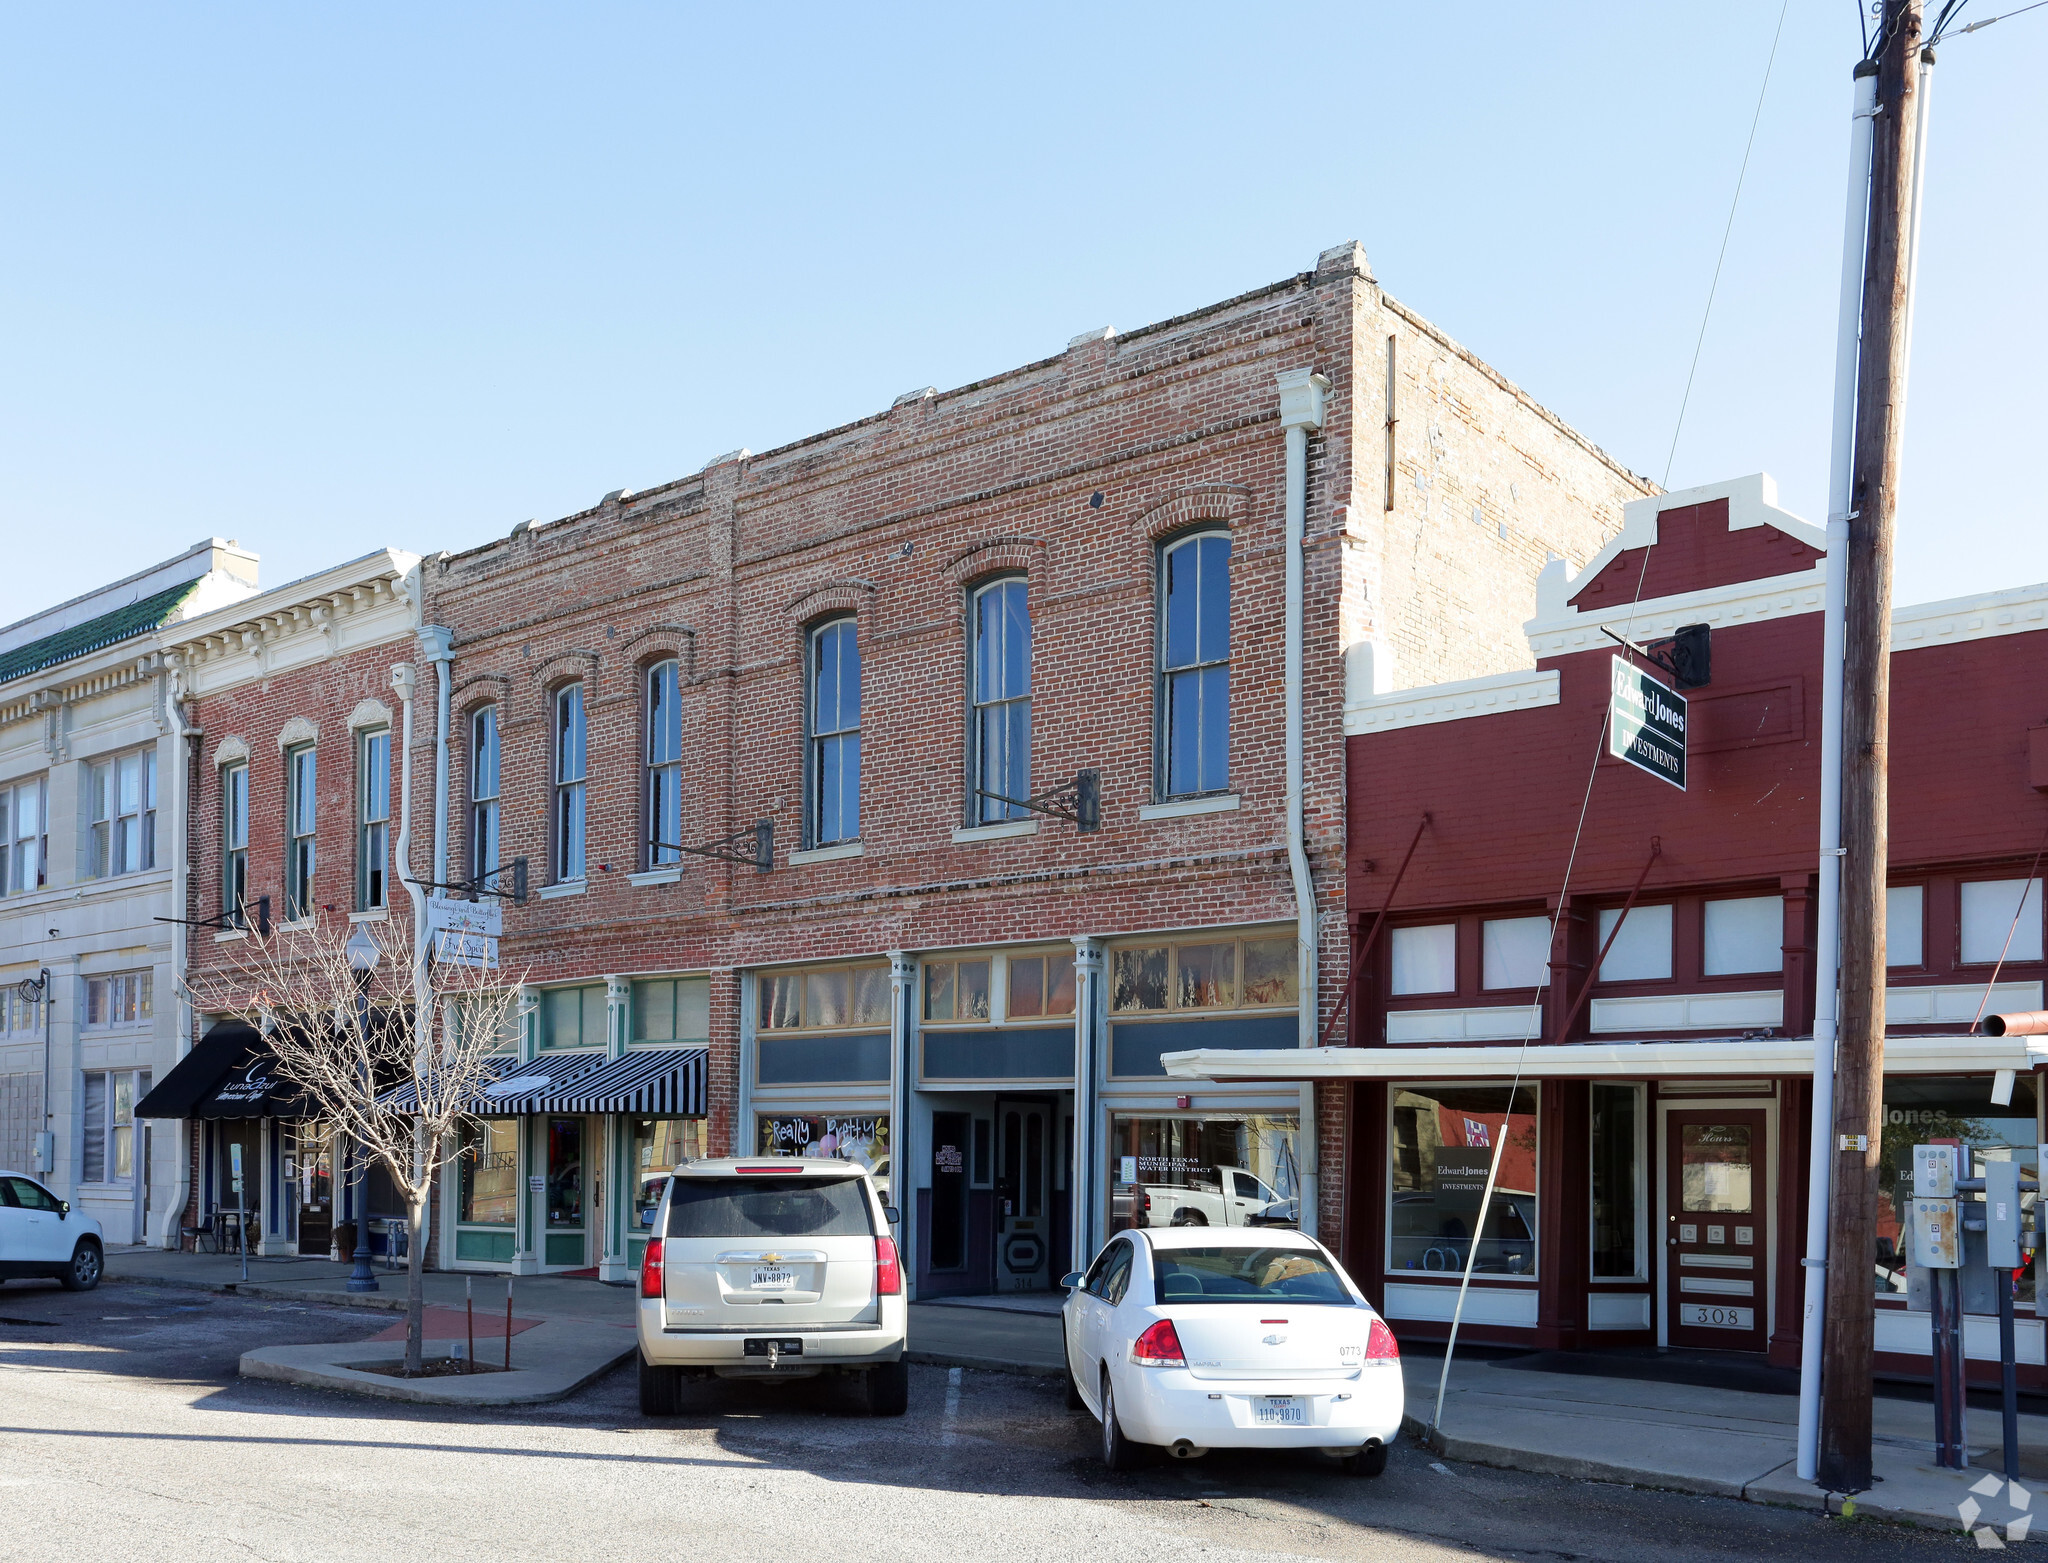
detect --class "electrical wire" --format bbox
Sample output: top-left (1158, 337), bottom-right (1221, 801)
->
top-left (1968, 818), bottom-right (2048, 1029)
top-left (1949, 0), bottom-right (2047, 36)
top-left (1660, 0), bottom-right (1791, 489)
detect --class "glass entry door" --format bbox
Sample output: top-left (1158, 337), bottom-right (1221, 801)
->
top-left (544, 1116), bottom-right (587, 1269)
top-left (994, 1099), bottom-right (1051, 1291)
top-left (1665, 1110), bottom-right (1767, 1351)
top-left (296, 1124), bottom-right (334, 1254)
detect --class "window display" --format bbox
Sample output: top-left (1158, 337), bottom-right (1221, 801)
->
top-left (1107, 1113), bottom-right (1300, 1234)
top-left (1389, 1084), bottom-right (1539, 1278)
top-left (1590, 1083), bottom-right (1642, 1279)
top-left (756, 1113), bottom-right (890, 1199)
top-left (631, 1117), bottom-right (709, 1230)
top-left (456, 1120), bottom-right (518, 1224)
top-left (1875, 1075), bottom-right (2038, 1301)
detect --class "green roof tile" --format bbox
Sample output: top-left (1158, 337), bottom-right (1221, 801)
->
top-left (0, 579), bottom-right (202, 686)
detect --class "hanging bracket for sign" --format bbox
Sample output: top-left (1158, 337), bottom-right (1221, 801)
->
top-left (156, 895), bottom-right (272, 938)
top-left (1608, 656), bottom-right (1688, 790)
top-left (974, 769), bottom-right (1101, 832)
top-left (650, 820), bottom-right (774, 873)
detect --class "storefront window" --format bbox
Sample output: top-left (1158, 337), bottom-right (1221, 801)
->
top-left (1389, 1084), bottom-right (1539, 1278)
top-left (1590, 1083), bottom-right (1642, 1279)
top-left (757, 1113), bottom-right (890, 1199)
top-left (1106, 1113), bottom-right (1300, 1235)
top-left (631, 1117), bottom-right (709, 1229)
top-left (458, 1119), bottom-right (518, 1225)
top-left (546, 1117), bottom-right (583, 1228)
top-left (925, 959), bottom-right (990, 1022)
top-left (758, 964), bottom-right (890, 1030)
top-left (1006, 952), bottom-right (1076, 1017)
top-left (1876, 1075), bottom-right (2039, 1301)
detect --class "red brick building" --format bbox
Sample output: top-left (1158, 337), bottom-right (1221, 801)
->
top-left (1169, 473), bottom-right (2048, 1384)
top-left (142, 243), bottom-right (1654, 1296)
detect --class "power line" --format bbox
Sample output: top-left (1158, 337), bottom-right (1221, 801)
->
top-left (1661, 0), bottom-right (1792, 489)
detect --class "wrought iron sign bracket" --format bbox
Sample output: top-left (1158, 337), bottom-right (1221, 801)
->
top-left (156, 894), bottom-right (272, 938)
top-left (973, 769), bottom-right (1101, 833)
top-left (651, 820), bottom-right (774, 873)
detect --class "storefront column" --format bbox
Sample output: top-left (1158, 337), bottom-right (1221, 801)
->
top-left (598, 977), bottom-right (631, 1282)
top-left (511, 1113), bottom-right (542, 1275)
top-left (888, 949), bottom-right (916, 1296)
top-left (1071, 937), bottom-right (1106, 1275)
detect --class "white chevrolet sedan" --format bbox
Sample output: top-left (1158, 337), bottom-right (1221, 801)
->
top-left (1062, 1226), bottom-right (1401, 1475)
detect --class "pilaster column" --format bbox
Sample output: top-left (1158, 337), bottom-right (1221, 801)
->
top-left (889, 950), bottom-right (916, 1294)
top-left (1071, 937), bottom-right (1107, 1274)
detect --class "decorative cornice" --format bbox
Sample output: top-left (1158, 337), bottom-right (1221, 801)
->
top-left (1345, 668), bottom-right (1559, 737)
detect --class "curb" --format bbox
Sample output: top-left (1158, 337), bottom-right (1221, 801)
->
top-left (238, 1343), bottom-right (635, 1407)
top-left (907, 1350), bottom-right (1064, 1380)
top-left (109, 1271), bottom-right (421, 1313)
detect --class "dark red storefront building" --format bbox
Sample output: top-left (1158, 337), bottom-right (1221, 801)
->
top-left (1168, 472), bottom-right (2048, 1385)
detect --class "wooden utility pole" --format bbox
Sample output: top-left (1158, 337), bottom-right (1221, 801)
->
top-left (1818, 0), bottom-right (1923, 1495)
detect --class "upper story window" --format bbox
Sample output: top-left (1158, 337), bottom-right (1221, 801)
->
top-left (1, 775), bottom-right (48, 896)
top-left (647, 660), bottom-right (683, 866)
top-left (470, 705), bottom-right (500, 884)
top-left (284, 745), bottom-right (316, 920)
top-left (1598, 904), bottom-right (1673, 982)
top-left (1158, 531), bottom-right (1231, 798)
top-left (222, 762), bottom-right (249, 920)
top-left (1390, 923), bottom-right (1457, 996)
top-left (1481, 916), bottom-right (1551, 991)
top-left (85, 971), bottom-right (152, 1028)
top-left (1701, 895), bottom-right (1783, 976)
top-left (1110, 935), bottom-right (1297, 1014)
top-left (554, 684), bottom-right (587, 882)
top-left (1960, 877), bottom-right (2044, 965)
top-left (808, 620), bottom-right (861, 847)
top-left (1886, 884), bottom-right (1924, 967)
top-left (88, 748), bottom-right (157, 878)
top-left (758, 963), bottom-right (889, 1031)
top-left (356, 728), bottom-right (391, 910)
top-left (970, 580), bottom-right (1031, 824)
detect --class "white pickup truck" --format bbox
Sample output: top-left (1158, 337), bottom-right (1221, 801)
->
top-left (1140, 1166), bottom-right (1296, 1228)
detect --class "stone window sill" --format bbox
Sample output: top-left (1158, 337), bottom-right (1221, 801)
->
top-left (1138, 792), bottom-right (1240, 821)
top-left (537, 880), bottom-right (587, 901)
top-left (347, 908), bottom-right (388, 923)
top-left (789, 842), bottom-right (864, 865)
top-left (628, 868), bottom-right (683, 888)
top-left (951, 819), bottom-right (1039, 844)
top-left (213, 929), bottom-right (248, 944)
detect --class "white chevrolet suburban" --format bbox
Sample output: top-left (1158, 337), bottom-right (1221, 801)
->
top-left (635, 1157), bottom-right (908, 1416)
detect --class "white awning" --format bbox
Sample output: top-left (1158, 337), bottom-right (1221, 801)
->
top-left (1160, 1034), bottom-right (2042, 1082)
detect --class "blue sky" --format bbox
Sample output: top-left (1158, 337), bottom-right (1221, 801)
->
top-left (3, 3), bottom-right (2041, 619)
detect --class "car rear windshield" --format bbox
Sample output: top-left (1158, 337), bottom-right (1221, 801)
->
top-left (1153, 1246), bottom-right (1353, 1305)
top-left (666, 1176), bottom-right (874, 1239)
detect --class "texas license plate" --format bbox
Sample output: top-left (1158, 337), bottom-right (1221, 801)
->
top-left (1255, 1397), bottom-right (1305, 1425)
top-left (751, 1267), bottom-right (795, 1290)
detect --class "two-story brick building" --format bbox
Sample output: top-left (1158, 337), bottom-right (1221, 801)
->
top-left (1168, 473), bottom-right (2048, 1385)
top-left (401, 241), bottom-right (1652, 1293)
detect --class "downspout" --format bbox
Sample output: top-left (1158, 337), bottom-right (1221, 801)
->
top-left (160, 656), bottom-right (199, 1247)
top-left (1798, 57), bottom-right (1880, 1484)
top-left (419, 625), bottom-right (455, 888)
top-left (1276, 367), bottom-right (1330, 1237)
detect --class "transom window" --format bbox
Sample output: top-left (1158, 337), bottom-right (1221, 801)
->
top-left (542, 983), bottom-right (606, 1050)
top-left (85, 971), bottom-right (152, 1028)
top-left (1, 775), bottom-right (47, 896)
top-left (1110, 935), bottom-right (1296, 1014)
top-left (809, 620), bottom-right (861, 846)
top-left (632, 976), bottom-right (711, 1043)
top-left (1159, 531), bottom-right (1232, 798)
top-left (970, 579), bottom-right (1032, 824)
top-left (470, 705), bottom-right (500, 885)
top-left (284, 745), bottom-right (316, 920)
top-left (647, 660), bottom-right (684, 866)
top-left (554, 684), bottom-right (587, 882)
top-left (88, 748), bottom-right (157, 878)
top-left (758, 964), bottom-right (889, 1031)
top-left (357, 728), bottom-right (391, 910)
top-left (1006, 952), bottom-right (1077, 1018)
top-left (924, 959), bottom-right (991, 1023)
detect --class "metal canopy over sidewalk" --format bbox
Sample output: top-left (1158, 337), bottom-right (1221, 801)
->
top-left (378, 1048), bottom-right (710, 1116)
top-left (1160, 1033), bottom-right (2041, 1082)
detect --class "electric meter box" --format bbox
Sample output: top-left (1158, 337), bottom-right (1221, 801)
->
top-left (1913, 1144), bottom-right (1958, 1199)
top-left (1985, 1158), bottom-right (2024, 1269)
top-left (1909, 1197), bottom-right (1961, 1269)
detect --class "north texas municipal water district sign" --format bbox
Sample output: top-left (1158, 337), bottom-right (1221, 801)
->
top-left (1608, 655), bottom-right (1687, 790)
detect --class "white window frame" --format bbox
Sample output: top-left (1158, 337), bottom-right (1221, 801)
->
top-left (807, 620), bottom-right (861, 848)
top-left (88, 747), bottom-right (157, 878)
top-left (1158, 530), bottom-right (1232, 799)
top-left (84, 971), bottom-right (153, 1030)
top-left (81, 1068), bottom-right (149, 1184)
top-left (1, 774), bottom-right (48, 896)
top-left (969, 578), bottom-right (1032, 824)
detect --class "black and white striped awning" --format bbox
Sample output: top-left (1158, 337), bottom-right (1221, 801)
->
top-left (376, 1055), bottom-right (524, 1114)
top-left (378, 1049), bottom-right (707, 1117)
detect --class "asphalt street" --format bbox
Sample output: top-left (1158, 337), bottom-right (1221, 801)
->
top-left (0, 1280), bottom-right (1976, 1563)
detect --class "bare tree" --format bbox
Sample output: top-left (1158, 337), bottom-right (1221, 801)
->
top-left (185, 911), bottom-right (523, 1375)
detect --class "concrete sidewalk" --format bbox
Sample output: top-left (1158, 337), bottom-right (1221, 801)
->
top-left (1415, 1354), bottom-right (2041, 1541)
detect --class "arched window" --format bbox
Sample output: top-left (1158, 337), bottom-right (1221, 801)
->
top-left (1159, 531), bottom-right (1231, 797)
top-left (554, 684), bottom-right (587, 882)
top-left (808, 620), bottom-right (861, 846)
top-left (970, 579), bottom-right (1031, 823)
top-left (646, 660), bottom-right (683, 866)
top-left (470, 705), bottom-right (500, 884)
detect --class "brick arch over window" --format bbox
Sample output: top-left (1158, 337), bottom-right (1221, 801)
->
top-left (528, 651), bottom-right (601, 720)
top-left (946, 537), bottom-right (1048, 593)
top-left (1130, 485), bottom-right (1253, 545)
top-left (619, 624), bottom-right (698, 681)
top-left (782, 579), bottom-right (876, 628)
top-left (452, 672), bottom-right (511, 710)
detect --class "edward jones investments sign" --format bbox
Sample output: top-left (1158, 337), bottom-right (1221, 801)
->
top-left (1609, 656), bottom-right (1686, 790)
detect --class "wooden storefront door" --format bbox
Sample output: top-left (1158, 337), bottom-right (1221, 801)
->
top-left (1665, 1109), bottom-right (1768, 1352)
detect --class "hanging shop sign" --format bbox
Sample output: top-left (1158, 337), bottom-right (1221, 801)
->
top-left (1608, 656), bottom-right (1687, 790)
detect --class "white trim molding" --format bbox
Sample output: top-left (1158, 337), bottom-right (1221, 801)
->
top-left (347, 698), bottom-right (394, 731)
top-left (952, 819), bottom-right (1039, 843)
top-left (1387, 1005), bottom-right (1543, 1044)
top-left (276, 715), bottom-right (317, 749)
top-left (1886, 980), bottom-right (2043, 1025)
top-left (1383, 1282), bottom-right (1539, 1326)
top-left (211, 735), bottom-right (249, 767)
top-left (1588, 990), bottom-right (1784, 1034)
top-left (789, 842), bottom-right (864, 865)
top-left (1138, 793), bottom-right (1240, 821)
top-left (1589, 1293), bottom-right (1653, 1331)
top-left (1346, 669), bottom-right (1558, 738)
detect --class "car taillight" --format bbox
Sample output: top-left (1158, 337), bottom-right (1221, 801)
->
top-left (640, 1237), bottom-right (665, 1299)
top-left (875, 1235), bottom-right (903, 1296)
top-left (1131, 1319), bottom-right (1185, 1367)
top-left (1366, 1316), bottom-right (1400, 1361)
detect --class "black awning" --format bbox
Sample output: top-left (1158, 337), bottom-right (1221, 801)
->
top-left (134, 1021), bottom-right (310, 1121)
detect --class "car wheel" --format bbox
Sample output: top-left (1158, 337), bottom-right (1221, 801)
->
top-left (1099, 1372), bottom-right (1147, 1471)
top-left (1338, 1441), bottom-right (1389, 1478)
top-left (59, 1241), bottom-right (102, 1293)
top-left (866, 1359), bottom-right (910, 1417)
top-left (638, 1355), bottom-right (683, 1416)
top-left (1170, 1209), bottom-right (1208, 1227)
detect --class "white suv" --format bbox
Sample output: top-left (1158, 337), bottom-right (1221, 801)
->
top-left (636, 1157), bottom-right (908, 1416)
top-left (0, 1170), bottom-right (105, 1291)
